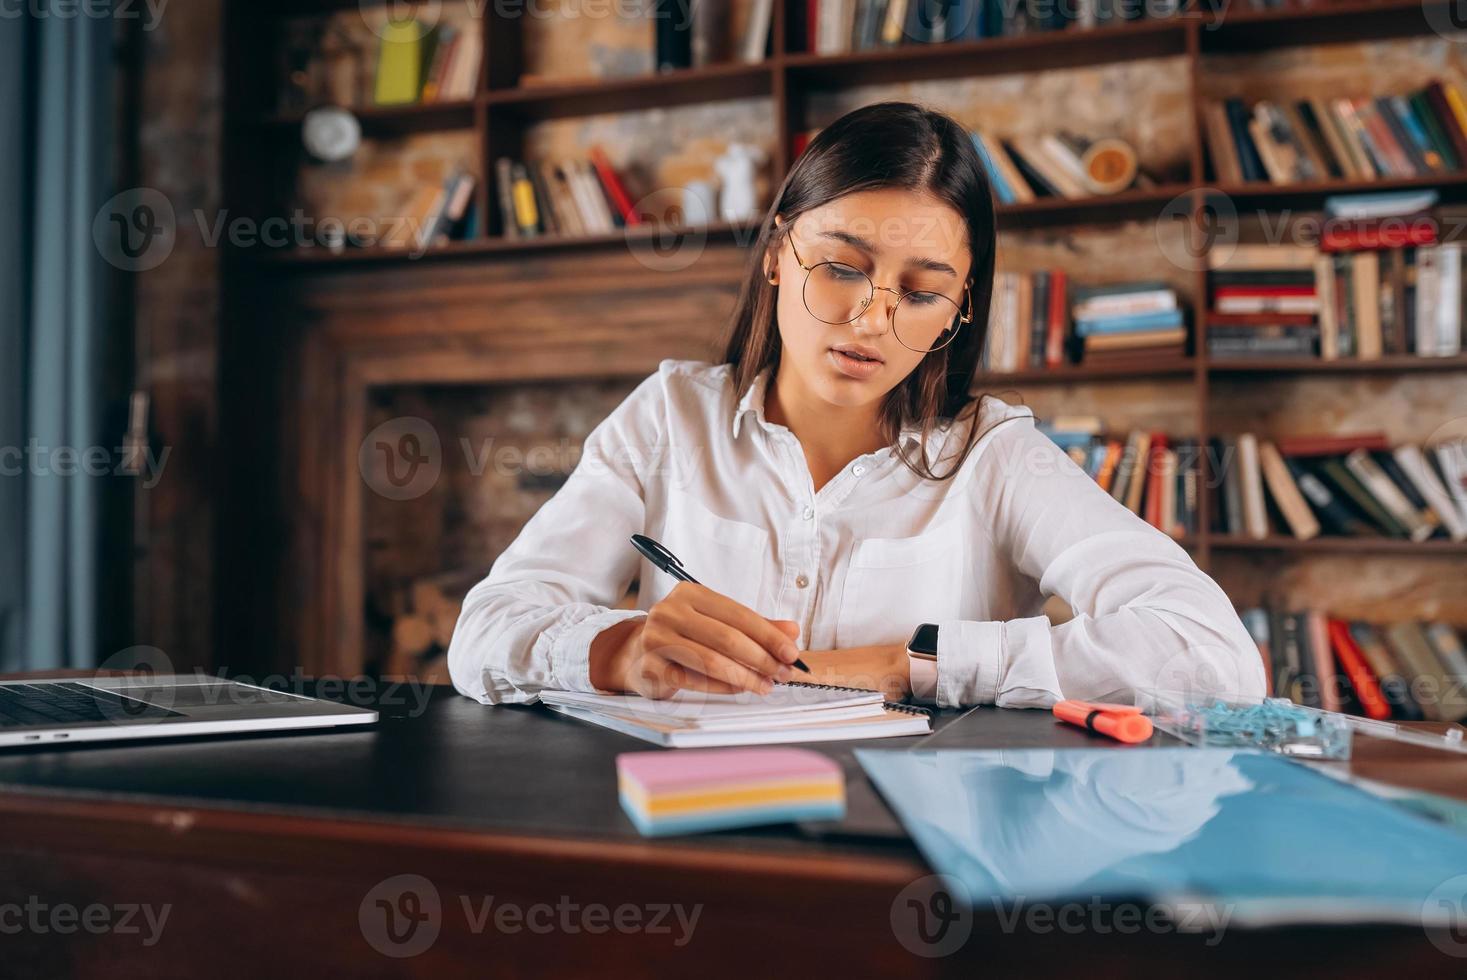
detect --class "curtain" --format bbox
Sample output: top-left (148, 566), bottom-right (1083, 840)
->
top-left (0, 8), bottom-right (115, 672)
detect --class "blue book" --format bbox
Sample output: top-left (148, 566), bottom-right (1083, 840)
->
top-left (1322, 188), bottom-right (1439, 220)
top-left (1390, 95), bottom-right (1439, 171)
top-left (970, 132), bottom-right (1015, 204)
top-left (1074, 309), bottom-right (1185, 336)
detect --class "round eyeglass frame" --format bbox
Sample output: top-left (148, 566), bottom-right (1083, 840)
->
top-left (783, 231), bottom-right (973, 354)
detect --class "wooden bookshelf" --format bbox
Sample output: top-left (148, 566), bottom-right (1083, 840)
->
top-left (220, 0), bottom-right (1467, 678)
top-left (1209, 536), bottom-right (1467, 555)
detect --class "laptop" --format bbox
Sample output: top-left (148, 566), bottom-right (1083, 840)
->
top-left (0, 675), bottom-right (377, 748)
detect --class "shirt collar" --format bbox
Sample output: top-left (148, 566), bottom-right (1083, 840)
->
top-left (730, 364), bottom-right (930, 451)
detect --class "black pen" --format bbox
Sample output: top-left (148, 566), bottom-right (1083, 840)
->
top-left (629, 533), bottom-right (811, 673)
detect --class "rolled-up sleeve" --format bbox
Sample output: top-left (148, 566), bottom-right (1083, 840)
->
top-left (935, 418), bottom-right (1266, 709)
top-left (446, 372), bottom-right (663, 704)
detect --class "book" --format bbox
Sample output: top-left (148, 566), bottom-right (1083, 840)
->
top-left (1395, 445), bottom-right (1467, 541)
top-left (1350, 622), bottom-right (1423, 721)
top-left (1236, 433), bottom-right (1268, 539)
top-left (1344, 448), bottom-right (1434, 542)
top-left (1327, 618), bottom-right (1392, 721)
top-left (1316, 458), bottom-right (1408, 538)
top-left (373, 19), bottom-right (427, 106)
top-left (542, 683), bottom-right (931, 748)
top-left (1259, 441), bottom-right (1321, 540)
top-left (741, 0), bottom-right (774, 62)
top-left (1384, 623), bottom-right (1466, 723)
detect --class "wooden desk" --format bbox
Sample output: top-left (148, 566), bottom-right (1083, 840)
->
top-left (0, 681), bottom-right (1462, 978)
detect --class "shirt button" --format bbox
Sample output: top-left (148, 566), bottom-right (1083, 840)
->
top-left (852, 464), bottom-right (866, 477)
top-left (801, 506), bottom-right (814, 520)
top-left (795, 574), bottom-right (809, 589)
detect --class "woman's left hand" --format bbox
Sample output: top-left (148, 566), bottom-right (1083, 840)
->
top-left (798, 643), bottom-right (911, 700)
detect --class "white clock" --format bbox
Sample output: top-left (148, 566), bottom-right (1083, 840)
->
top-left (302, 106), bottom-right (362, 163)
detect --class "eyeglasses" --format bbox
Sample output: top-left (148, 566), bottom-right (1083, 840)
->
top-left (785, 231), bottom-right (971, 354)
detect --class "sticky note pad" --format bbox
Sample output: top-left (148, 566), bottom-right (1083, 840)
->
top-left (616, 747), bottom-right (846, 837)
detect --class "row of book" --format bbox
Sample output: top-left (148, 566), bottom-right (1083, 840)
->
top-left (373, 19), bottom-right (482, 106)
top-left (493, 150), bottom-right (642, 239)
top-left (806, 0), bottom-right (1184, 54)
top-left (379, 169), bottom-right (478, 252)
top-left (971, 129), bottom-right (1145, 202)
top-left (654, 0), bottom-right (774, 70)
top-left (1212, 432), bottom-right (1467, 543)
top-left (1207, 204), bottom-right (1467, 360)
top-left (985, 274), bottom-right (1187, 372)
top-left (1202, 81), bottom-right (1467, 186)
top-left (1040, 421), bottom-right (1201, 538)
top-left (1242, 611), bottom-right (1467, 723)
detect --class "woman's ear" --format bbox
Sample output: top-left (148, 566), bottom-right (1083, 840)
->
top-left (764, 215), bottom-right (785, 284)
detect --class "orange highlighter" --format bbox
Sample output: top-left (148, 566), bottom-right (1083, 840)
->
top-left (1053, 700), bottom-right (1154, 744)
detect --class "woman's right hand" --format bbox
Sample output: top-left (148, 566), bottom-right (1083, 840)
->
top-left (588, 582), bottom-right (803, 699)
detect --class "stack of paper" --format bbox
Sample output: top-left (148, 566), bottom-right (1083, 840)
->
top-left (617, 747), bottom-right (845, 836)
top-left (540, 682), bottom-right (930, 747)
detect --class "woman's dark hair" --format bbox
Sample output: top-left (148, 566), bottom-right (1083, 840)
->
top-left (719, 101), bottom-right (998, 482)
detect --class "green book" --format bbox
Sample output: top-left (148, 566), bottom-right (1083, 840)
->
top-left (1315, 458), bottom-right (1409, 538)
top-left (374, 19), bottom-right (425, 106)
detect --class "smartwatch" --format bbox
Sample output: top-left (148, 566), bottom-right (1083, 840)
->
top-left (906, 623), bottom-right (939, 661)
top-left (905, 623), bottom-right (939, 702)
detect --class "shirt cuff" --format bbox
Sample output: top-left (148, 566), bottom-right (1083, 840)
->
top-left (549, 608), bottom-right (649, 694)
top-left (935, 620), bottom-right (1004, 708)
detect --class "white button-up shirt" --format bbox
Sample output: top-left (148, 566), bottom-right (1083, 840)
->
top-left (448, 359), bottom-right (1265, 708)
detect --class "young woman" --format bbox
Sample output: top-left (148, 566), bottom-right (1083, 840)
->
top-left (448, 101), bottom-right (1265, 708)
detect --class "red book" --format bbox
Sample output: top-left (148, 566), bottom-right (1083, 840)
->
top-left (1320, 215), bottom-right (1438, 253)
top-left (1144, 433), bottom-right (1168, 530)
top-left (1214, 285), bottom-right (1316, 298)
top-left (1327, 618), bottom-right (1391, 720)
top-left (587, 145), bottom-right (641, 226)
top-left (1274, 432), bottom-right (1390, 457)
top-left (1205, 312), bottom-right (1318, 327)
top-left (807, 0), bottom-right (819, 53)
top-left (1044, 269), bottom-right (1068, 368)
top-left (793, 130), bottom-right (812, 160)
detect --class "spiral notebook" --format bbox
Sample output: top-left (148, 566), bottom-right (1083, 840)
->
top-left (541, 682), bottom-right (931, 747)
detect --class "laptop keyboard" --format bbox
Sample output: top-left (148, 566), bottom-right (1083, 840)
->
top-left (0, 682), bottom-right (184, 728)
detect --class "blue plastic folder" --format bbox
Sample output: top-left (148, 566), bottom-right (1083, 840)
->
top-left (856, 747), bottom-right (1467, 926)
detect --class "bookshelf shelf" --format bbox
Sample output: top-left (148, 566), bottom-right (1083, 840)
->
top-left (261, 100), bottom-right (477, 135)
top-left (261, 219), bottom-right (749, 267)
top-left (975, 360), bottom-right (1196, 386)
top-left (783, 18), bottom-right (1188, 89)
top-left (484, 61), bottom-right (775, 121)
top-left (1198, 0), bottom-right (1453, 54)
top-left (1207, 355), bottom-right (1467, 375)
top-left (1207, 172), bottom-right (1467, 211)
top-left (1209, 535), bottom-right (1467, 555)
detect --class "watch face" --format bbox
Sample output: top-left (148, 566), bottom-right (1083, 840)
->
top-left (908, 623), bottom-right (939, 659)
